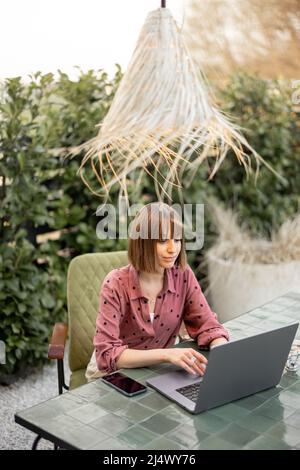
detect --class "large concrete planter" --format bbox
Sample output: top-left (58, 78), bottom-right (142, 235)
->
top-left (207, 251), bottom-right (300, 323)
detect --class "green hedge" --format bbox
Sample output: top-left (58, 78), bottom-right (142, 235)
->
top-left (0, 70), bottom-right (299, 380)
top-left (178, 74), bottom-right (300, 278)
top-left (0, 69), bottom-right (126, 380)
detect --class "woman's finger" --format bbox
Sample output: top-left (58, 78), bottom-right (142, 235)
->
top-left (186, 349), bottom-right (208, 364)
top-left (193, 351), bottom-right (208, 364)
top-left (182, 356), bottom-right (203, 376)
top-left (178, 360), bottom-right (197, 375)
top-left (185, 354), bottom-right (206, 375)
top-left (190, 359), bottom-right (205, 376)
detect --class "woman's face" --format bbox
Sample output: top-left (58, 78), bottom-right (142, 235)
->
top-left (156, 237), bottom-right (182, 269)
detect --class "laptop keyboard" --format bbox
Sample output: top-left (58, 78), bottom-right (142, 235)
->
top-left (175, 381), bottom-right (202, 403)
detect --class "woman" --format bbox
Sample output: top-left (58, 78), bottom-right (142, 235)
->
top-left (87, 202), bottom-right (229, 380)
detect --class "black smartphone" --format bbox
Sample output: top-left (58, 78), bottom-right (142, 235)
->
top-left (101, 371), bottom-right (148, 397)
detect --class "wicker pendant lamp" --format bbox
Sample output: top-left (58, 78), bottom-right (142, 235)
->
top-left (72, 1), bottom-right (278, 204)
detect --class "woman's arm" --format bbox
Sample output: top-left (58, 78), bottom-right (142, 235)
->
top-left (116, 347), bottom-right (208, 376)
top-left (116, 348), bottom-right (166, 369)
top-left (209, 337), bottom-right (228, 348)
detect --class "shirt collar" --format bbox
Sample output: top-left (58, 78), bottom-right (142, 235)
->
top-left (128, 264), bottom-right (176, 300)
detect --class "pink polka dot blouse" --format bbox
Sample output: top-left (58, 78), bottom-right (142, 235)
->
top-left (94, 263), bottom-right (229, 374)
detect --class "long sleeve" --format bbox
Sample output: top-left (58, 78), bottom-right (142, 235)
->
top-left (182, 266), bottom-right (229, 349)
top-left (93, 274), bottom-right (128, 374)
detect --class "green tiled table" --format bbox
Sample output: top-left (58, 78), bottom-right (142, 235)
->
top-left (15, 292), bottom-right (300, 450)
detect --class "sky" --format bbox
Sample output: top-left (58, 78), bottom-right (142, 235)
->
top-left (0, 0), bottom-right (184, 80)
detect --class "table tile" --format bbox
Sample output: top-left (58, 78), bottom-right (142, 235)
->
top-left (93, 393), bottom-right (131, 412)
top-left (245, 434), bottom-right (292, 450)
top-left (266, 422), bottom-right (300, 447)
top-left (285, 410), bottom-right (300, 429)
top-left (232, 394), bottom-right (267, 411)
top-left (46, 395), bottom-right (86, 413)
top-left (43, 414), bottom-right (83, 434)
top-left (279, 373), bottom-right (299, 389)
top-left (255, 385), bottom-right (283, 400)
top-left (235, 412), bottom-right (277, 433)
top-left (189, 412), bottom-right (229, 434)
top-left (115, 402), bottom-right (156, 423)
top-left (138, 392), bottom-right (171, 411)
top-left (277, 390), bottom-right (300, 408)
top-left (89, 381), bottom-right (111, 396)
top-left (253, 398), bottom-right (297, 420)
top-left (35, 418), bottom-right (109, 449)
top-left (67, 402), bottom-right (108, 424)
top-left (89, 413), bottom-right (133, 435)
top-left (287, 381), bottom-right (300, 393)
top-left (69, 384), bottom-right (103, 402)
top-left (209, 403), bottom-right (250, 421)
top-left (140, 412), bottom-right (181, 435)
top-left (18, 403), bottom-right (61, 426)
top-left (217, 423), bottom-right (259, 447)
top-left (87, 437), bottom-right (133, 450)
top-left (166, 423), bottom-right (209, 448)
top-left (118, 424), bottom-right (158, 449)
top-left (159, 405), bottom-right (191, 424)
top-left (141, 436), bottom-right (185, 450)
top-left (56, 425), bottom-right (109, 449)
top-left (196, 436), bottom-right (241, 450)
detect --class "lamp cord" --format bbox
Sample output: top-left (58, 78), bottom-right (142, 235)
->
top-left (161, 0), bottom-right (166, 7)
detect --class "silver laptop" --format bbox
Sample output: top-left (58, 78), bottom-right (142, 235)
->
top-left (146, 323), bottom-right (299, 414)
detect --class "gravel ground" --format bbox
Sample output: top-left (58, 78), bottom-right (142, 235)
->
top-left (0, 356), bottom-right (70, 450)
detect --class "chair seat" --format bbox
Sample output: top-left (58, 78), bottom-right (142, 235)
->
top-left (69, 369), bottom-right (87, 390)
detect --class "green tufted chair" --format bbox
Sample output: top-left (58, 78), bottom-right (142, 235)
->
top-left (48, 251), bottom-right (129, 394)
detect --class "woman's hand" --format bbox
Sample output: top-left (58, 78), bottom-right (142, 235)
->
top-left (163, 348), bottom-right (208, 376)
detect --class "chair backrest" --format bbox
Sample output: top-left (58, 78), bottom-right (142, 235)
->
top-left (67, 251), bottom-right (128, 372)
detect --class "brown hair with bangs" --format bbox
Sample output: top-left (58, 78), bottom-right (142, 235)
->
top-left (128, 202), bottom-right (187, 273)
